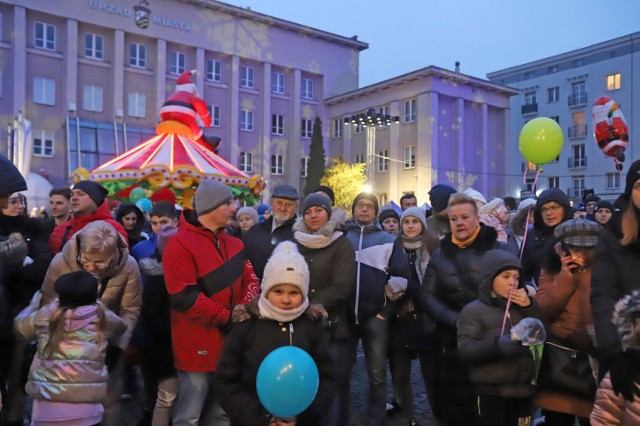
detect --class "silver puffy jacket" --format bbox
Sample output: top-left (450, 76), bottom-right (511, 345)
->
top-left (15, 300), bottom-right (125, 402)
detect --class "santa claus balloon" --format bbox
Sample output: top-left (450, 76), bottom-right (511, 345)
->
top-left (159, 70), bottom-right (221, 150)
top-left (592, 95), bottom-right (629, 171)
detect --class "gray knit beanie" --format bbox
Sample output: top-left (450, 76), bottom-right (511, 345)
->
top-left (236, 206), bottom-right (259, 225)
top-left (400, 207), bottom-right (427, 231)
top-left (195, 179), bottom-right (233, 217)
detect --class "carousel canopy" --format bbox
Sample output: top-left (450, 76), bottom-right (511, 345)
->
top-left (90, 133), bottom-right (249, 189)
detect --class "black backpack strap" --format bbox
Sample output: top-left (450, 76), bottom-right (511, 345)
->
top-left (59, 225), bottom-right (73, 252)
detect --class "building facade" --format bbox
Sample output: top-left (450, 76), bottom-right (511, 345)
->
top-left (326, 67), bottom-right (518, 206)
top-left (488, 32), bottom-right (640, 202)
top-left (0, 0), bottom-right (366, 194)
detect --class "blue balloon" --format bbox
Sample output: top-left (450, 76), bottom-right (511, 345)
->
top-left (256, 346), bottom-right (319, 418)
top-left (135, 198), bottom-right (152, 213)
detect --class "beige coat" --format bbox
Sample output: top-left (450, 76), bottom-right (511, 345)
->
top-left (40, 232), bottom-right (142, 348)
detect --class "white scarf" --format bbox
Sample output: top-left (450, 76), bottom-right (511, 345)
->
top-left (258, 296), bottom-right (309, 323)
top-left (294, 230), bottom-right (343, 249)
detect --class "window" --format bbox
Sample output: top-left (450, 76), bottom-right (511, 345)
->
top-left (572, 58), bottom-right (584, 68)
top-left (205, 59), bottom-right (221, 82)
top-left (302, 78), bottom-right (313, 99)
top-left (572, 176), bottom-right (585, 198)
top-left (525, 92), bottom-right (537, 105)
top-left (300, 157), bottom-right (309, 178)
top-left (570, 81), bottom-right (587, 105)
top-left (377, 150), bottom-right (389, 172)
top-left (548, 176), bottom-right (560, 189)
top-left (240, 65), bottom-right (254, 88)
top-left (239, 152), bottom-right (253, 173)
top-left (301, 119), bottom-right (312, 139)
top-left (403, 145), bottom-right (416, 169)
top-left (33, 130), bottom-right (54, 157)
top-left (570, 111), bottom-right (586, 138)
top-left (83, 85), bottom-right (103, 112)
top-left (548, 65), bottom-right (558, 74)
top-left (354, 154), bottom-right (365, 164)
top-left (332, 119), bottom-right (342, 138)
top-left (272, 114), bottom-right (284, 135)
top-left (404, 99), bottom-right (416, 122)
top-left (571, 144), bottom-right (586, 168)
top-left (240, 110), bottom-right (253, 131)
top-left (34, 21), bottom-right (55, 50)
top-left (84, 33), bottom-right (103, 60)
top-left (524, 71), bottom-right (534, 80)
top-left (606, 172), bottom-right (620, 189)
top-left (129, 42), bottom-right (146, 68)
top-left (33, 77), bottom-right (55, 105)
top-left (548, 87), bottom-right (559, 103)
top-left (169, 51), bottom-right (185, 75)
top-left (127, 92), bottom-right (146, 117)
top-left (271, 154), bottom-right (284, 175)
top-left (550, 116), bottom-right (560, 124)
top-left (208, 105), bottom-right (221, 127)
top-left (378, 106), bottom-right (390, 128)
top-left (353, 123), bottom-right (364, 134)
top-left (606, 73), bottom-right (621, 91)
top-left (272, 72), bottom-right (285, 94)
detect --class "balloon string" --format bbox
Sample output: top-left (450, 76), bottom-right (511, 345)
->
top-left (503, 168), bottom-right (539, 336)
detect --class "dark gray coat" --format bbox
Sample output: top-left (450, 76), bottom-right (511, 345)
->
top-left (457, 249), bottom-right (543, 398)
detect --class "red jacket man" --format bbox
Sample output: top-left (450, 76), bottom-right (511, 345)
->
top-left (49, 181), bottom-right (128, 254)
top-left (163, 179), bottom-right (259, 423)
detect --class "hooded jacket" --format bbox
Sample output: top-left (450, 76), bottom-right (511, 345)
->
top-left (457, 250), bottom-right (543, 398)
top-left (344, 219), bottom-right (410, 322)
top-left (293, 209), bottom-right (355, 332)
top-left (14, 301), bottom-right (126, 403)
top-left (162, 210), bottom-right (260, 372)
top-left (521, 188), bottom-right (573, 283)
top-left (49, 201), bottom-right (129, 254)
top-left (244, 215), bottom-right (297, 280)
top-left (40, 231), bottom-right (142, 349)
top-left (214, 299), bottom-right (337, 426)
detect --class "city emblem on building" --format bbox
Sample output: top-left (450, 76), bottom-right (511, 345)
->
top-left (134, 0), bottom-right (151, 29)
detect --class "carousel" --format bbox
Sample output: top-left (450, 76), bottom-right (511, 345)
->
top-left (72, 70), bottom-right (265, 207)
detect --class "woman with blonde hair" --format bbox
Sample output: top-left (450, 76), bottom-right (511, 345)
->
top-left (39, 219), bottom-right (142, 426)
top-left (592, 159), bottom-right (640, 407)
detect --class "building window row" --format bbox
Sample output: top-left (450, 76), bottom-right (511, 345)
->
top-left (271, 154), bottom-right (284, 175)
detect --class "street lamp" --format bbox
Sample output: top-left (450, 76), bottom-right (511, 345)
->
top-left (344, 108), bottom-right (400, 184)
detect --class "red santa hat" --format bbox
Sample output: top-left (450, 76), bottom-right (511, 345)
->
top-left (176, 70), bottom-right (197, 93)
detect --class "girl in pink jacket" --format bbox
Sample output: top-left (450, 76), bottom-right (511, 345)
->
top-left (15, 271), bottom-right (125, 426)
top-left (591, 290), bottom-right (640, 425)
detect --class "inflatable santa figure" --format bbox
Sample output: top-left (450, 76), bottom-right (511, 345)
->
top-left (159, 70), bottom-right (220, 150)
top-left (592, 95), bottom-right (629, 171)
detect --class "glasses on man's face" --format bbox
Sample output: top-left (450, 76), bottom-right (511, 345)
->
top-left (78, 255), bottom-right (112, 269)
top-left (541, 204), bottom-right (562, 214)
top-left (355, 202), bottom-right (375, 210)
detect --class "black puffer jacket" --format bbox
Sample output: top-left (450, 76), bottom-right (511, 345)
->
top-left (521, 188), bottom-right (573, 284)
top-left (417, 224), bottom-right (508, 328)
top-left (591, 211), bottom-right (640, 357)
top-left (244, 216), bottom-right (296, 280)
top-left (214, 300), bottom-right (337, 426)
top-left (457, 249), bottom-right (543, 398)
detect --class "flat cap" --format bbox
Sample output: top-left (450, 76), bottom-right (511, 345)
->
top-left (271, 184), bottom-right (299, 200)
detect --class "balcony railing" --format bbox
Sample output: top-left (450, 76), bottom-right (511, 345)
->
top-left (521, 103), bottom-right (538, 115)
top-left (567, 156), bottom-right (587, 169)
top-left (568, 93), bottom-right (588, 106)
top-left (568, 124), bottom-right (588, 138)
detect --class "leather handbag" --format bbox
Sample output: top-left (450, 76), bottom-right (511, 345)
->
top-left (538, 337), bottom-right (596, 398)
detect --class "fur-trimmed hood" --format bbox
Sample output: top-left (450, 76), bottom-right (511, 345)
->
top-left (232, 298), bottom-right (328, 323)
top-left (0, 232), bottom-right (28, 268)
top-left (138, 256), bottom-right (164, 277)
top-left (613, 290), bottom-right (640, 350)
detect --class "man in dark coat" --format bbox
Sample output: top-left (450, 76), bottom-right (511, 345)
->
top-left (244, 184), bottom-right (299, 279)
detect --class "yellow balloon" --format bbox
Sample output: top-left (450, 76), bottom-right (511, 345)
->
top-left (519, 118), bottom-right (564, 165)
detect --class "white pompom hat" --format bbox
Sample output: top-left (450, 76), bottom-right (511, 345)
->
top-left (261, 241), bottom-right (309, 299)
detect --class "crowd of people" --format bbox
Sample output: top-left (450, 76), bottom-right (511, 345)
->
top-left (2, 152), bottom-right (640, 426)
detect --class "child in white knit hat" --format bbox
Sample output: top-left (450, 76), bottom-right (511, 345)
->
top-left (214, 241), bottom-right (337, 426)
